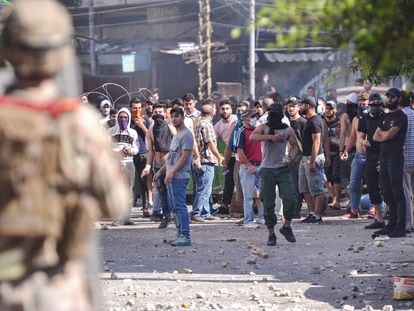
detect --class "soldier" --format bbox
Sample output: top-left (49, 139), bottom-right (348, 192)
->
top-left (0, 0), bottom-right (129, 309)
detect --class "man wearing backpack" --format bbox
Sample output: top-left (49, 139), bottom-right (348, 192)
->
top-left (142, 103), bottom-right (176, 228)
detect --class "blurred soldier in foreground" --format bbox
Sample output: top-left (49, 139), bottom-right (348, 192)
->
top-left (0, 0), bottom-right (129, 309)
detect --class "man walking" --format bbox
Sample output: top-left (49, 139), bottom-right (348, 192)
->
top-left (251, 103), bottom-right (299, 245)
top-left (155, 107), bottom-right (194, 246)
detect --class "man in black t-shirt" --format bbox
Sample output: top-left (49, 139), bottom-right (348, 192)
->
top-left (324, 101), bottom-right (342, 209)
top-left (373, 88), bottom-right (408, 237)
top-left (358, 93), bottom-right (385, 229)
top-left (298, 97), bottom-right (327, 224)
top-left (286, 96), bottom-right (306, 218)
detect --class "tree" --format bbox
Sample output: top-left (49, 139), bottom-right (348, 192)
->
top-left (256, 0), bottom-right (414, 83)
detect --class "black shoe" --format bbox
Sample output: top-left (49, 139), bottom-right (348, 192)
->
top-left (158, 218), bottom-right (171, 229)
top-left (279, 226), bottom-right (296, 243)
top-left (213, 206), bottom-right (230, 215)
top-left (143, 208), bottom-right (150, 218)
top-left (123, 219), bottom-right (135, 226)
top-left (149, 214), bottom-right (162, 222)
top-left (374, 225), bottom-right (393, 235)
top-left (388, 228), bottom-right (406, 238)
top-left (364, 221), bottom-right (385, 230)
top-left (308, 215), bottom-right (322, 224)
top-left (301, 214), bottom-right (313, 223)
top-left (267, 233), bottom-right (277, 246)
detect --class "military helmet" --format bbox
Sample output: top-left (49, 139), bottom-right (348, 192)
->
top-left (0, 0), bottom-right (74, 79)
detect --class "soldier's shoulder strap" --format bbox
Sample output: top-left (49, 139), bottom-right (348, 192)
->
top-left (0, 96), bottom-right (80, 117)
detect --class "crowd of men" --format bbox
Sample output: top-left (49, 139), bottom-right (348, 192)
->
top-left (92, 84), bottom-right (414, 247)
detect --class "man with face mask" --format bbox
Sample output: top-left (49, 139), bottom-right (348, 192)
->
top-left (250, 103), bottom-right (299, 245)
top-left (340, 91), bottom-right (369, 218)
top-left (373, 88), bottom-right (408, 237)
top-left (108, 108), bottom-right (139, 225)
top-left (142, 103), bottom-right (175, 228)
top-left (99, 99), bottom-right (112, 126)
top-left (234, 109), bottom-right (264, 228)
top-left (357, 93), bottom-right (385, 229)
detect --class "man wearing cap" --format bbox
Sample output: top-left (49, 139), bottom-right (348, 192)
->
top-left (0, 0), bottom-right (129, 308)
top-left (339, 92), bottom-right (359, 185)
top-left (298, 97), bottom-right (327, 224)
top-left (250, 103), bottom-right (299, 245)
top-left (357, 93), bottom-right (385, 229)
top-left (324, 100), bottom-right (342, 210)
top-left (286, 96), bottom-right (306, 218)
top-left (340, 91), bottom-right (369, 218)
top-left (155, 106), bottom-right (194, 246)
top-left (373, 88), bottom-right (408, 237)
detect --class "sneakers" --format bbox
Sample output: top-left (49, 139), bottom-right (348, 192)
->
top-left (149, 214), bottom-right (162, 222)
top-left (256, 218), bottom-right (265, 225)
top-left (308, 215), bottom-right (323, 224)
top-left (204, 215), bottom-right (218, 221)
top-left (212, 205), bottom-right (230, 215)
top-left (158, 218), bottom-right (171, 229)
top-left (267, 233), bottom-right (277, 246)
top-left (279, 226), bottom-right (296, 243)
top-left (243, 222), bottom-right (260, 229)
top-left (142, 208), bottom-right (150, 218)
top-left (388, 228), bottom-right (406, 238)
top-left (301, 214), bottom-right (313, 223)
top-left (364, 220), bottom-right (385, 229)
top-left (191, 215), bottom-right (205, 223)
top-left (328, 203), bottom-right (341, 210)
top-left (170, 235), bottom-right (192, 246)
top-left (341, 211), bottom-right (359, 219)
top-left (374, 225), bottom-right (393, 236)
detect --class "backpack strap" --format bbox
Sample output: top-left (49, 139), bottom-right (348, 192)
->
top-left (0, 96), bottom-right (79, 117)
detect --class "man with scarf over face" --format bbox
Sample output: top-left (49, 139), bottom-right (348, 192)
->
top-left (373, 88), bottom-right (408, 238)
top-left (357, 93), bottom-right (386, 229)
top-left (250, 103), bottom-right (299, 246)
top-left (142, 103), bottom-right (175, 228)
top-left (108, 108), bottom-right (139, 225)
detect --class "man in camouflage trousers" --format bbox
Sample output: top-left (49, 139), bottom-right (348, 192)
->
top-left (0, 0), bottom-right (129, 309)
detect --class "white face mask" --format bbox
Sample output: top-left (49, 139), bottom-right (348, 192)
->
top-left (101, 107), bottom-right (110, 116)
top-left (316, 105), bottom-right (325, 115)
top-left (249, 117), bottom-right (257, 127)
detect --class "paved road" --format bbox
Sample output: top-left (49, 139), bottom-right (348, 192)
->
top-left (98, 208), bottom-right (414, 311)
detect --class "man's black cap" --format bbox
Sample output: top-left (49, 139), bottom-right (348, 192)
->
top-left (385, 88), bottom-right (401, 98)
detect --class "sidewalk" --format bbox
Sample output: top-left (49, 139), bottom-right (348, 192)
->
top-left (98, 207), bottom-right (414, 310)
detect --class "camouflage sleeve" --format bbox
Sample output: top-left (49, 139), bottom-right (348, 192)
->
top-left (60, 105), bottom-right (129, 221)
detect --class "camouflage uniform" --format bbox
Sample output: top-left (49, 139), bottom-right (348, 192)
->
top-left (0, 0), bottom-right (130, 310)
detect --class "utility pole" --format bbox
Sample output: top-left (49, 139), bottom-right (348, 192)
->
top-left (198, 0), bottom-right (212, 100)
top-left (249, 0), bottom-right (255, 99)
top-left (88, 0), bottom-right (96, 75)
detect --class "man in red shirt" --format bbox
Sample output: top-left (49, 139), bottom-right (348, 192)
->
top-left (234, 109), bottom-right (264, 228)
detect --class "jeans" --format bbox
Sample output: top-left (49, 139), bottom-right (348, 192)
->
top-left (380, 155), bottom-right (406, 231)
top-left (347, 153), bottom-right (366, 210)
top-left (239, 164), bottom-right (264, 224)
top-left (167, 178), bottom-right (190, 239)
top-left (121, 160), bottom-right (135, 220)
top-left (403, 166), bottom-right (414, 229)
top-left (223, 157), bottom-right (235, 205)
top-left (192, 164), bottom-right (215, 217)
top-left (260, 166), bottom-right (296, 228)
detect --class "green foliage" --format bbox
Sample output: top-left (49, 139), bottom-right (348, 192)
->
top-left (257, 0), bottom-right (414, 82)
